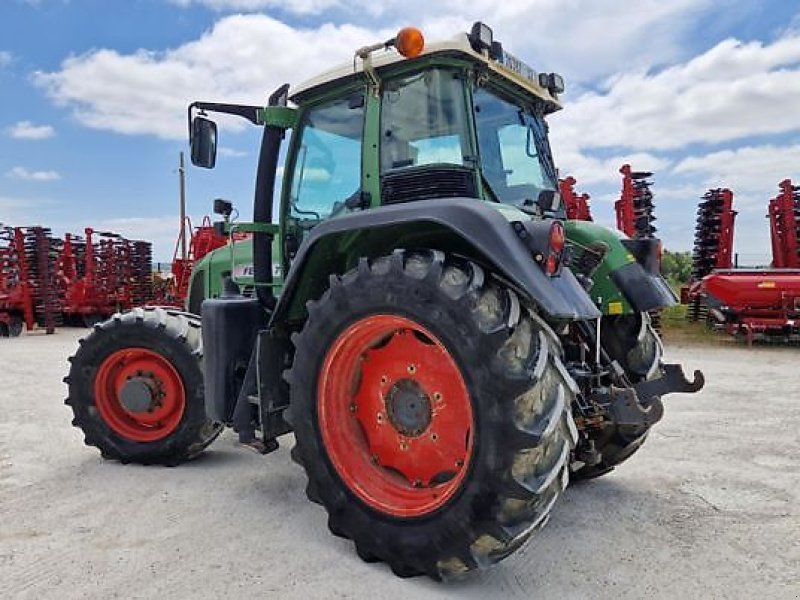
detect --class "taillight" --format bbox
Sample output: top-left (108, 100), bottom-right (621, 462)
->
top-left (549, 221), bottom-right (565, 254)
top-left (546, 221), bottom-right (565, 276)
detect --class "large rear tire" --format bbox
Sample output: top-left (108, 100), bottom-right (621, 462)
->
top-left (288, 251), bottom-right (578, 579)
top-left (65, 307), bottom-right (222, 465)
top-left (572, 312), bottom-right (662, 480)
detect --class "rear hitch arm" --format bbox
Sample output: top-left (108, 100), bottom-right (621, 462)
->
top-left (633, 364), bottom-right (705, 403)
top-left (597, 387), bottom-right (664, 429)
top-left (592, 365), bottom-right (704, 431)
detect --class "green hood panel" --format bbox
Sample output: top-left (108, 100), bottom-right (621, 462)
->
top-left (566, 220), bottom-right (637, 315)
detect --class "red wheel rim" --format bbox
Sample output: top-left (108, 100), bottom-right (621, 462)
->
top-left (318, 315), bottom-right (474, 518)
top-left (93, 348), bottom-right (186, 442)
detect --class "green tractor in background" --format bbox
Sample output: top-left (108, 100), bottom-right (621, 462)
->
top-left (65, 23), bottom-right (703, 580)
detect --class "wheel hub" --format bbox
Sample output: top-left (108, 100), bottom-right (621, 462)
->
top-left (317, 315), bottom-right (475, 518)
top-left (119, 376), bottom-right (158, 413)
top-left (385, 379), bottom-right (432, 437)
top-left (93, 347), bottom-right (185, 442)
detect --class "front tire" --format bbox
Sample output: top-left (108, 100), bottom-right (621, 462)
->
top-left (65, 307), bottom-right (222, 465)
top-left (288, 251), bottom-right (578, 579)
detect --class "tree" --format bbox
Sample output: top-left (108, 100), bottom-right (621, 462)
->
top-left (661, 250), bottom-right (692, 286)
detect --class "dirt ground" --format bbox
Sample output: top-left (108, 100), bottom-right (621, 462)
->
top-left (1, 329), bottom-right (798, 599)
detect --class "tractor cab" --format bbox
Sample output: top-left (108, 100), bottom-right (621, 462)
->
top-left (281, 24), bottom-right (566, 226)
top-left (187, 22), bottom-right (575, 309)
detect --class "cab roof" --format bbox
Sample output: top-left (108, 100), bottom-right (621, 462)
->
top-left (289, 32), bottom-right (563, 113)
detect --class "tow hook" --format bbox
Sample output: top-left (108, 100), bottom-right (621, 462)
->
top-left (596, 365), bottom-right (704, 430)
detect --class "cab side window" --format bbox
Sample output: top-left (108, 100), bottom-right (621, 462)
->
top-left (289, 95), bottom-right (364, 224)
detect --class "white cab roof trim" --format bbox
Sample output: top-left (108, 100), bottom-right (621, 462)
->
top-left (290, 33), bottom-right (561, 109)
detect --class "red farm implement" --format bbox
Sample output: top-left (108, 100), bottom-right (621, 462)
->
top-left (768, 179), bottom-right (800, 269)
top-left (685, 181), bottom-right (800, 343)
top-left (0, 227), bottom-right (31, 336)
top-left (60, 228), bottom-right (154, 326)
top-left (683, 188), bottom-right (737, 322)
top-left (1, 224), bottom-right (155, 335)
top-left (173, 217), bottom-right (228, 303)
top-left (0, 226), bottom-right (61, 335)
top-left (154, 216), bottom-right (229, 308)
top-left (615, 164), bottom-right (662, 330)
top-left (560, 176), bottom-right (593, 221)
top-left (615, 164), bottom-right (657, 239)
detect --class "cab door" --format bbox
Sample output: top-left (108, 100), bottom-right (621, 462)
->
top-left (279, 93), bottom-right (365, 270)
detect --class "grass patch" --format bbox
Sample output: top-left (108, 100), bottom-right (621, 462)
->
top-left (659, 303), bottom-right (730, 346)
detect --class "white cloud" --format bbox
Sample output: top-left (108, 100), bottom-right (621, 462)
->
top-left (35, 1), bottom-right (728, 140)
top-left (0, 51), bottom-right (12, 69)
top-left (7, 120), bottom-right (56, 140)
top-left (162, 0), bottom-right (724, 83)
top-left (7, 166), bottom-right (62, 181)
top-left (557, 150), bottom-right (671, 188)
top-left (662, 144), bottom-right (800, 257)
top-left (168, 0), bottom-right (338, 15)
top-left (34, 15), bottom-right (386, 140)
top-left (673, 143), bottom-right (800, 196)
top-left (552, 35), bottom-right (800, 154)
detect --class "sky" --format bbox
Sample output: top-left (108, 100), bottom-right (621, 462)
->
top-left (2, 0), bottom-right (800, 263)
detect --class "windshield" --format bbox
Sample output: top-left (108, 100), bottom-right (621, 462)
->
top-left (473, 86), bottom-right (558, 209)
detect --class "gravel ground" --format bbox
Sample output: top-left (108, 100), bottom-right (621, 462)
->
top-left (1, 329), bottom-right (798, 599)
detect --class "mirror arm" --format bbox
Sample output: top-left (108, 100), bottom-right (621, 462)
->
top-left (187, 102), bottom-right (263, 137)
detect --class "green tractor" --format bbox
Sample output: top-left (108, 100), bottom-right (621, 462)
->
top-left (65, 23), bottom-right (703, 580)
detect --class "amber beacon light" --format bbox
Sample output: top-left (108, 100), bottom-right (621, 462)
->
top-left (395, 27), bottom-right (425, 58)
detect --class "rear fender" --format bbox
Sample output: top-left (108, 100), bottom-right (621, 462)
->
top-left (270, 198), bottom-right (601, 326)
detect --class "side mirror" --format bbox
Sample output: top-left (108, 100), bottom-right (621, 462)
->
top-left (536, 189), bottom-right (561, 212)
top-left (213, 197), bottom-right (233, 217)
top-left (190, 116), bottom-right (217, 168)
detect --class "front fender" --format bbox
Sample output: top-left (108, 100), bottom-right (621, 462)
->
top-left (270, 198), bottom-right (601, 324)
top-left (566, 220), bottom-right (676, 315)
